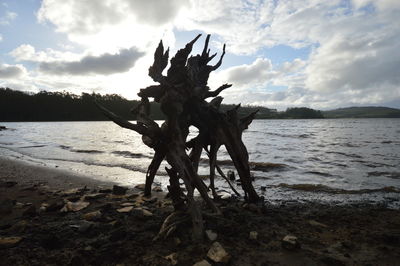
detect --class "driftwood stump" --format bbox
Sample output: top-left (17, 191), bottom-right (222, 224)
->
top-left (97, 34), bottom-right (260, 241)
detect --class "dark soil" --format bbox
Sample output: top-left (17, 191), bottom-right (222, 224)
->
top-left (1, 179), bottom-right (400, 266)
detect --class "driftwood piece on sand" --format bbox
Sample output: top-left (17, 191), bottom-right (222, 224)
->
top-left (96, 34), bottom-right (260, 241)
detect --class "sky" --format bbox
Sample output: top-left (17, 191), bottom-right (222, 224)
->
top-left (0, 0), bottom-right (399, 110)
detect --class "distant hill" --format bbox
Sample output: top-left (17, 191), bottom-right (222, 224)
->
top-left (323, 107), bottom-right (400, 118)
top-left (0, 88), bottom-right (324, 121)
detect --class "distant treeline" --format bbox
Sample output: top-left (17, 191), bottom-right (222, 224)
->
top-left (0, 88), bottom-right (324, 121)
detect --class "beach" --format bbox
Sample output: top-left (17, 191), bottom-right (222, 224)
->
top-left (1, 156), bottom-right (400, 265)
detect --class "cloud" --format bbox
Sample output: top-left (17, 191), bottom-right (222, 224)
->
top-left (0, 34), bottom-right (2, 42)
top-left (10, 44), bottom-right (81, 62)
top-left (38, 47), bottom-right (144, 75)
top-left (0, 63), bottom-right (26, 79)
top-left (0, 11), bottom-right (17, 25)
top-left (37, 0), bottom-right (188, 35)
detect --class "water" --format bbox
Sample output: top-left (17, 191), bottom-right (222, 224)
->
top-left (1, 119), bottom-right (400, 207)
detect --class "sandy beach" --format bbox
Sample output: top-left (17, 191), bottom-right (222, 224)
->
top-left (1, 156), bottom-right (400, 265)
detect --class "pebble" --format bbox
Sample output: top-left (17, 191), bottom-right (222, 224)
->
top-left (207, 241), bottom-right (230, 263)
top-left (205, 230), bottom-right (218, 241)
top-left (82, 210), bottom-right (102, 221)
top-left (249, 231), bottom-right (258, 240)
top-left (0, 237), bottom-right (23, 249)
top-left (164, 253), bottom-right (178, 265)
top-left (117, 206), bottom-right (133, 213)
top-left (193, 260), bottom-right (211, 266)
top-left (282, 235), bottom-right (300, 250)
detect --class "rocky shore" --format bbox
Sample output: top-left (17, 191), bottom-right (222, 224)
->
top-left (1, 158), bottom-right (400, 265)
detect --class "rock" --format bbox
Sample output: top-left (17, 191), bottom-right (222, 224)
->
top-left (113, 185), bottom-right (128, 195)
top-left (260, 186), bottom-right (266, 191)
top-left (193, 260), bottom-right (211, 266)
top-left (142, 196), bottom-right (158, 203)
top-left (165, 253), bottom-right (178, 265)
top-left (61, 201), bottom-right (90, 212)
top-left (117, 206), bottom-right (133, 213)
top-left (131, 207), bottom-right (153, 217)
top-left (0, 237), bottom-right (23, 249)
top-left (0, 199), bottom-right (14, 214)
top-left (22, 205), bottom-right (37, 217)
top-left (249, 231), bottom-right (258, 240)
top-left (282, 235), bottom-right (300, 250)
top-left (121, 202), bottom-right (135, 207)
top-left (85, 193), bottom-right (106, 200)
top-left (308, 220), bottom-right (328, 228)
top-left (152, 186), bottom-right (163, 192)
top-left (207, 242), bottom-right (230, 263)
top-left (126, 193), bottom-right (140, 199)
top-left (0, 125), bottom-right (7, 130)
top-left (82, 210), bottom-right (102, 221)
top-left (134, 183), bottom-right (146, 190)
top-left (205, 230), bottom-right (218, 241)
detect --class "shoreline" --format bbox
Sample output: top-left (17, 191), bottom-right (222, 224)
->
top-left (1, 156), bottom-right (400, 265)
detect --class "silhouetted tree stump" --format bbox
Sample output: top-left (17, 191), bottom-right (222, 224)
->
top-left (96, 34), bottom-right (260, 241)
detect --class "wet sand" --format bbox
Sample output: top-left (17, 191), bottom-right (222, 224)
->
top-left (1, 157), bottom-right (400, 265)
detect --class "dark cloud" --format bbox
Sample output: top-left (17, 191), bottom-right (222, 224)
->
top-left (0, 64), bottom-right (25, 78)
top-left (39, 47), bottom-right (144, 75)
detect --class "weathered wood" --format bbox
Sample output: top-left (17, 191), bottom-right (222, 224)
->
top-left (97, 34), bottom-right (260, 241)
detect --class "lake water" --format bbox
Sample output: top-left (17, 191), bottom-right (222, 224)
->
top-left (1, 119), bottom-right (400, 207)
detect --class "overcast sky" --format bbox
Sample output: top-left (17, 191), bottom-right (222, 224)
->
top-left (1, 0), bottom-right (399, 110)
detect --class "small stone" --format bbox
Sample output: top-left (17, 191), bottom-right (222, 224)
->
top-left (207, 241), bottom-right (230, 263)
top-left (121, 202), bottom-right (135, 207)
top-left (165, 253), bottom-right (178, 265)
top-left (0, 237), bottom-right (23, 249)
top-left (60, 201), bottom-right (90, 212)
top-left (308, 220), bottom-right (328, 228)
top-left (131, 207), bottom-right (153, 217)
top-left (134, 183), bottom-right (146, 190)
top-left (117, 206), bottom-right (133, 213)
top-left (249, 231), bottom-right (258, 240)
top-left (152, 186), bottom-right (163, 192)
top-left (126, 193), bottom-right (140, 199)
top-left (193, 260), bottom-right (211, 266)
top-left (82, 210), bottom-right (102, 221)
top-left (260, 186), bottom-right (267, 191)
top-left (113, 185), bottom-right (128, 195)
top-left (205, 230), bottom-right (218, 241)
top-left (85, 193), bottom-right (106, 200)
top-left (282, 235), bottom-right (300, 250)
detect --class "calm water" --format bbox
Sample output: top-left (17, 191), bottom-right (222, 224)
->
top-left (1, 119), bottom-right (400, 206)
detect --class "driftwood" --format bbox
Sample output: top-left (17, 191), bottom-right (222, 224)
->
top-left (96, 34), bottom-right (260, 241)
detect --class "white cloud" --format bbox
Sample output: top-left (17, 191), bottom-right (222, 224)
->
top-left (0, 33), bottom-right (2, 42)
top-left (38, 47), bottom-right (144, 75)
top-left (10, 44), bottom-right (81, 62)
top-left (0, 63), bottom-right (26, 79)
top-left (0, 11), bottom-right (17, 25)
